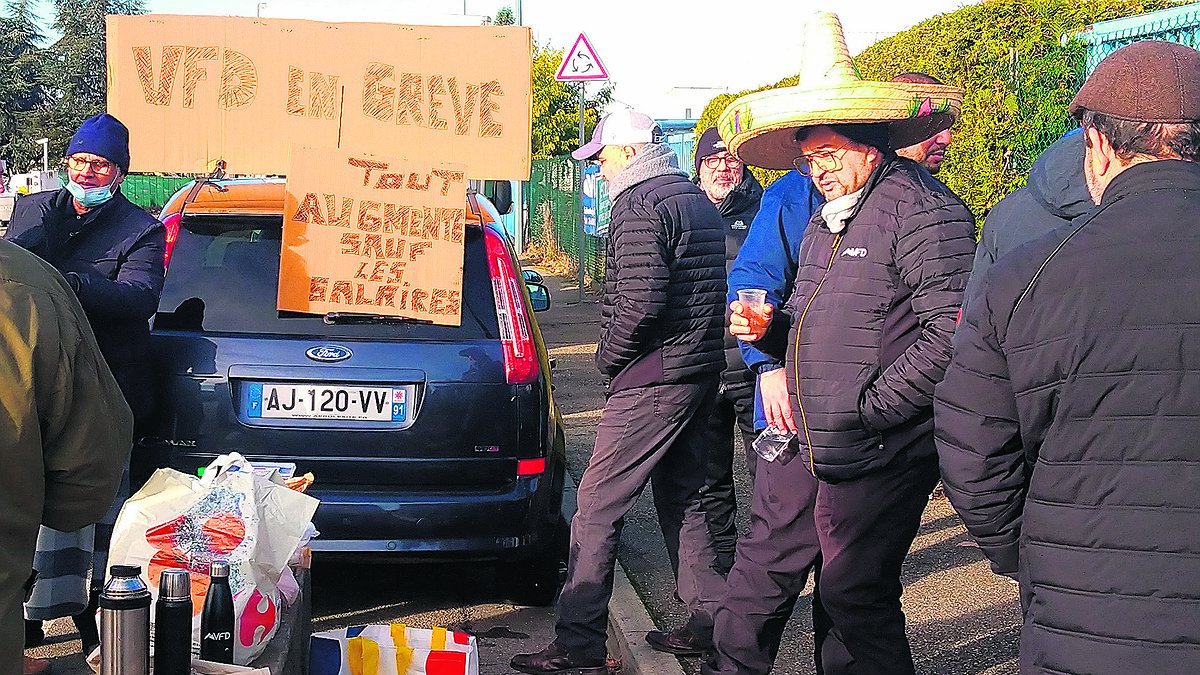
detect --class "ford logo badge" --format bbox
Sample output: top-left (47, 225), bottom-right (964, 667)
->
top-left (306, 345), bottom-right (353, 362)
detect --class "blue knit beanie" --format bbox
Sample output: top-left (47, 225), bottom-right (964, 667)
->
top-left (67, 114), bottom-right (131, 173)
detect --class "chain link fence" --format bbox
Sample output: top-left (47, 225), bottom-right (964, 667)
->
top-left (526, 156), bottom-right (607, 286)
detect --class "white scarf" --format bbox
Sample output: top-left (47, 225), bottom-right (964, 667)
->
top-left (820, 187), bottom-right (865, 234)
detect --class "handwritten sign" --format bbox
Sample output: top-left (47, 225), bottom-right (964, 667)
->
top-left (279, 146), bottom-right (468, 325)
top-left (106, 15), bottom-right (531, 180)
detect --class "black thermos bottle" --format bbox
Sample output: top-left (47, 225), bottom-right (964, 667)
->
top-left (199, 561), bottom-right (234, 663)
top-left (154, 569), bottom-right (193, 675)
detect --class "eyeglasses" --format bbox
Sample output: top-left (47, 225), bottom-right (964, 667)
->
top-left (792, 143), bottom-right (850, 177)
top-left (702, 154), bottom-right (742, 170)
top-left (66, 156), bottom-right (117, 176)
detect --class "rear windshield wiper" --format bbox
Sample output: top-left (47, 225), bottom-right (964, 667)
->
top-left (322, 311), bottom-right (433, 325)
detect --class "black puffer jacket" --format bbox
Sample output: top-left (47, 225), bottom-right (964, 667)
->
top-left (761, 158), bottom-right (975, 481)
top-left (7, 188), bottom-right (165, 423)
top-left (935, 160), bottom-right (1200, 674)
top-left (597, 164), bottom-right (726, 389)
top-left (963, 131), bottom-right (1092, 311)
top-left (704, 171), bottom-right (763, 384)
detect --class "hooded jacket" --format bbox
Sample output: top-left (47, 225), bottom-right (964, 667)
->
top-left (0, 239), bottom-right (132, 675)
top-left (935, 159), bottom-right (1200, 674)
top-left (758, 158), bottom-right (975, 481)
top-left (7, 188), bottom-right (166, 422)
top-left (598, 143), bottom-right (726, 391)
top-left (696, 169), bottom-right (763, 384)
top-left (963, 131), bottom-right (1092, 310)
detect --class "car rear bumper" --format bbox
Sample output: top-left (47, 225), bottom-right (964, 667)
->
top-left (307, 461), bottom-right (564, 559)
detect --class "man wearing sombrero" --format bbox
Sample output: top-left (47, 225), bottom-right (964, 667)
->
top-left (713, 12), bottom-right (976, 674)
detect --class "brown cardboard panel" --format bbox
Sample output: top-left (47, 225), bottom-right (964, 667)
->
top-left (106, 15), bottom-right (531, 180)
top-left (279, 145), bottom-right (468, 326)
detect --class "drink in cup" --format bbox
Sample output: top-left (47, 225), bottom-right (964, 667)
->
top-left (737, 288), bottom-right (769, 333)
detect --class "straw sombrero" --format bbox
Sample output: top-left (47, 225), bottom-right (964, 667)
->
top-left (718, 12), bottom-right (964, 170)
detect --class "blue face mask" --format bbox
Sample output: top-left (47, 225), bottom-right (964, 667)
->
top-left (66, 179), bottom-right (116, 208)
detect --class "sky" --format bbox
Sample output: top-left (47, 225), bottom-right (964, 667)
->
top-left (24, 0), bottom-right (970, 118)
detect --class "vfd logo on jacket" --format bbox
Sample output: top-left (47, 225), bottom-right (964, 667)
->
top-left (841, 247), bottom-right (868, 258)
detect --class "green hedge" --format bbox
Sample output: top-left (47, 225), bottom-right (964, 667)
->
top-left (695, 0), bottom-right (1173, 221)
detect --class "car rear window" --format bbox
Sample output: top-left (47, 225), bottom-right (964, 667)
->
top-left (155, 215), bottom-right (501, 339)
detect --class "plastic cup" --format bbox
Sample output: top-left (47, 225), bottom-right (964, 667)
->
top-left (737, 289), bottom-right (769, 331)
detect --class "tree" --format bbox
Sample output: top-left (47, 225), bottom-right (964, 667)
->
top-left (494, 6), bottom-right (515, 26)
top-left (0, 0), bottom-right (47, 171)
top-left (531, 42), bottom-right (611, 158)
top-left (694, 0), bottom-right (1172, 221)
top-left (40, 0), bottom-right (145, 158)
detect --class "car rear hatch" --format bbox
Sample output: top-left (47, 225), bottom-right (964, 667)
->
top-left (142, 213), bottom-right (535, 500)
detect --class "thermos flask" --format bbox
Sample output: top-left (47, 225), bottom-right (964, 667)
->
top-left (199, 561), bottom-right (235, 663)
top-left (154, 569), bottom-right (194, 675)
top-left (100, 564), bottom-right (151, 675)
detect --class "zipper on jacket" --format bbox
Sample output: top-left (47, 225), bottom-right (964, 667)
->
top-left (792, 233), bottom-right (842, 475)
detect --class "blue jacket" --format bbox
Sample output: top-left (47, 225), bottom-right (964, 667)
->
top-left (727, 170), bottom-right (822, 427)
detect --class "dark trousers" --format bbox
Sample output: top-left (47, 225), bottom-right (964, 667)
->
top-left (706, 451), bottom-right (939, 675)
top-left (554, 380), bottom-right (726, 661)
top-left (704, 445), bottom-right (823, 675)
top-left (814, 454), bottom-right (940, 675)
top-left (702, 379), bottom-right (758, 574)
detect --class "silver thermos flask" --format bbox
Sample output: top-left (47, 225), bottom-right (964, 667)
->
top-left (100, 564), bottom-right (151, 675)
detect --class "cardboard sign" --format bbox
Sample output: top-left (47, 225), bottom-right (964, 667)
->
top-left (279, 146), bottom-right (468, 326)
top-left (106, 15), bottom-right (531, 180)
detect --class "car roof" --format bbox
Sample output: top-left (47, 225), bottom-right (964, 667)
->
top-left (165, 177), bottom-right (495, 225)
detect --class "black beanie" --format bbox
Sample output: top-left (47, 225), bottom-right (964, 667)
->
top-left (693, 127), bottom-right (728, 174)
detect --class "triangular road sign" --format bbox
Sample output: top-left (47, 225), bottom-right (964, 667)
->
top-left (555, 33), bottom-right (609, 81)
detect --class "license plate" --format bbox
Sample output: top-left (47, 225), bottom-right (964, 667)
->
top-left (245, 383), bottom-right (407, 422)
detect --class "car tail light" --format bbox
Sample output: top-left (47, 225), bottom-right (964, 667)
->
top-left (484, 228), bottom-right (539, 385)
top-left (162, 212), bottom-right (181, 269)
top-left (517, 458), bottom-right (546, 476)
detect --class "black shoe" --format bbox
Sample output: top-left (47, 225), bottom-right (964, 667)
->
top-left (645, 625), bottom-right (713, 656)
top-left (510, 643), bottom-right (607, 674)
top-left (24, 619), bottom-right (45, 649)
top-left (73, 587), bottom-right (101, 655)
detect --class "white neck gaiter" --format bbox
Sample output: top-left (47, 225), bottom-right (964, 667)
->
top-left (820, 187), bottom-right (865, 234)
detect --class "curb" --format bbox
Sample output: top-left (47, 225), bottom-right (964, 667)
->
top-left (607, 562), bottom-right (687, 675)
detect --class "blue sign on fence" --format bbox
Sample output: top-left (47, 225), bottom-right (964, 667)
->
top-left (582, 162), bottom-right (601, 236)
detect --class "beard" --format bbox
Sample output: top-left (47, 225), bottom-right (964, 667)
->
top-left (702, 177), bottom-right (737, 204)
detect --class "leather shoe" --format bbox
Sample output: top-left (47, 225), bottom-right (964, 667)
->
top-left (645, 625), bottom-right (713, 656)
top-left (510, 643), bottom-right (607, 674)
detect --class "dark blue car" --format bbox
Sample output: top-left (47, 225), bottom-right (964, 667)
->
top-left (133, 178), bottom-right (567, 603)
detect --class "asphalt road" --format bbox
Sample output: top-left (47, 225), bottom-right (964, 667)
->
top-left (28, 271), bottom-right (1019, 675)
top-left (536, 275), bottom-right (1022, 675)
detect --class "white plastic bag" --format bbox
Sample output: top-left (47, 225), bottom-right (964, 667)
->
top-left (109, 453), bottom-right (319, 664)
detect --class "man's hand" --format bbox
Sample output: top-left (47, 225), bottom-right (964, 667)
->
top-left (760, 367), bottom-right (796, 433)
top-left (729, 300), bottom-right (773, 342)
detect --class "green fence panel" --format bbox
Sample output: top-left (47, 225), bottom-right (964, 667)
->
top-left (122, 174), bottom-right (197, 214)
top-left (528, 156), bottom-right (608, 286)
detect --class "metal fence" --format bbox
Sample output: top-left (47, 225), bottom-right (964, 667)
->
top-left (527, 156), bottom-right (607, 285)
top-left (1077, 2), bottom-right (1200, 74)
